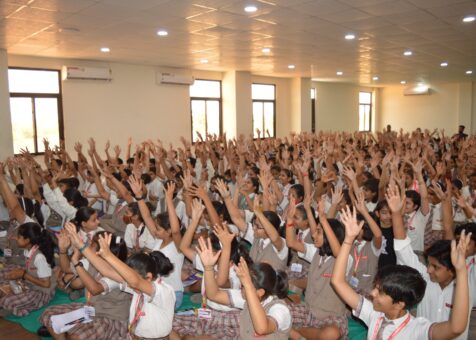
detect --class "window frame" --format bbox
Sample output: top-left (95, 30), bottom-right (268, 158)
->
top-left (8, 67), bottom-right (64, 155)
top-left (252, 83), bottom-right (276, 139)
top-left (311, 88), bottom-right (316, 133)
top-left (358, 91), bottom-right (372, 132)
top-left (189, 79), bottom-right (222, 143)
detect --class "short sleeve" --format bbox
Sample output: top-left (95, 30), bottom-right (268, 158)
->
top-left (272, 239), bottom-right (289, 261)
top-left (99, 277), bottom-right (121, 294)
top-left (33, 253), bottom-right (52, 278)
top-left (268, 303), bottom-right (291, 331)
top-left (298, 243), bottom-right (317, 262)
top-left (227, 289), bottom-right (245, 309)
top-left (352, 296), bottom-right (379, 326)
top-left (242, 223), bottom-right (254, 244)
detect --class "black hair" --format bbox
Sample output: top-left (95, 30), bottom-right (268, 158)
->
top-left (73, 207), bottom-right (97, 231)
top-left (357, 213), bottom-right (373, 241)
top-left (270, 164), bottom-right (281, 173)
top-left (319, 218), bottom-right (345, 257)
top-left (455, 223), bottom-right (476, 243)
top-left (18, 222), bottom-right (55, 267)
top-left (375, 200), bottom-right (390, 212)
top-left (289, 184), bottom-right (304, 202)
top-left (374, 265), bottom-right (426, 309)
top-left (126, 251), bottom-right (174, 279)
top-left (452, 179), bottom-right (463, 191)
top-left (252, 211), bottom-right (281, 232)
top-left (58, 177), bottom-right (80, 190)
top-left (280, 169), bottom-right (294, 184)
top-left (364, 178), bottom-right (379, 203)
top-left (156, 212), bottom-right (172, 231)
top-left (250, 177), bottom-right (260, 193)
top-left (424, 240), bottom-right (454, 275)
top-left (230, 240), bottom-right (253, 266)
top-left (128, 202), bottom-right (152, 223)
top-left (92, 231), bottom-right (128, 262)
top-left (249, 262), bottom-right (288, 300)
top-left (63, 188), bottom-right (88, 209)
top-left (212, 201), bottom-right (232, 224)
top-left (405, 190), bottom-right (421, 210)
top-left (141, 173), bottom-right (152, 185)
top-left (15, 183), bottom-right (24, 196)
top-left (188, 157), bottom-right (197, 168)
top-left (295, 204), bottom-right (316, 224)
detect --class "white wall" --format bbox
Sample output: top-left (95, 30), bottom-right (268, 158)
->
top-left (0, 50), bottom-right (13, 158)
top-left (378, 82), bottom-right (475, 133)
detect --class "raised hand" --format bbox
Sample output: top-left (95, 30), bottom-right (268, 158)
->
top-left (340, 205), bottom-right (364, 240)
top-left (196, 236), bottom-right (221, 267)
top-left (213, 223), bottom-right (235, 245)
top-left (451, 230), bottom-right (472, 271)
top-left (97, 233), bottom-right (113, 258)
top-left (105, 140), bottom-right (110, 152)
top-left (57, 228), bottom-right (71, 252)
top-left (331, 185), bottom-right (343, 205)
top-left (64, 222), bottom-right (85, 249)
top-left (215, 178), bottom-right (230, 198)
top-left (127, 174), bottom-right (143, 198)
top-left (181, 170), bottom-right (194, 191)
top-left (191, 198), bottom-right (205, 223)
top-left (165, 181), bottom-right (176, 200)
top-left (355, 189), bottom-right (367, 214)
top-left (385, 184), bottom-right (404, 213)
top-left (235, 257), bottom-right (253, 287)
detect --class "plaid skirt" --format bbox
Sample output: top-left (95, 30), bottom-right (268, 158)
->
top-left (41, 303), bottom-right (128, 340)
top-left (0, 285), bottom-right (54, 316)
top-left (286, 256), bottom-right (311, 281)
top-left (0, 264), bottom-right (22, 280)
top-left (173, 309), bottom-right (241, 339)
top-left (288, 303), bottom-right (349, 339)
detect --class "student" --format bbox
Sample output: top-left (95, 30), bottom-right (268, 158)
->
top-left (375, 200), bottom-right (397, 269)
top-left (123, 202), bottom-right (155, 254)
top-left (0, 222), bottom-right (55, 316)
top-left (286, 199), bottom-right (350, 339)
top-left (197, 236), bottom-right (292, 339)
top-left (331, 205), bottom-right (471, 340)
top-left (387, 184), bottom-right (473, 339)
top-left (68, 227), bottom-right (176, 340)
top-left (39, 229), bottom-right (131, 339)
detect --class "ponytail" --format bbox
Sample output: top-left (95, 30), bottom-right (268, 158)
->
top-left (274, 270), bottom-right (288, 299)
top-left (249, 263), bottom-right (288, 300)
top-left (18, 222), bottom-right (55, 267)
top-left (150, 251), bottom-right (174, 277)
top-left (126, 251), bottom-right (174, 280)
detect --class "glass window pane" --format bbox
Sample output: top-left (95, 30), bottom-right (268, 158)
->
top-left (10, 97), bottom-right (35, 154)
top-left (8, 69), bottom-right (60, 94)
top-left (190, 80), bottom-right (221, 98)
top-left (359, 105), bottom-right (365, 131)
top-left (206, 100), bottom-right (220, 137)
top-left (263, 102), bottom-right (274, 137)
top-left (191, 100), bottom-right (206, 142)
top-left (359, 91), bottom-right (371, 104)
top-left (35, 98), bottom-right (60, 153)
top-left (252, 84), bottom-right (275, 100)
top-left (253, 102), bottom-right (264, 138)
top-left (310, 88), bottom-right (316, 99)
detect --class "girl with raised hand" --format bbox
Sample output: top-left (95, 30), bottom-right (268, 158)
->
top-left (197, 236), bottom-right (292, 339)
top-left (39, 229), bottom-right (131, 340)
top-left (0, 222), bottom-right (55, 316)
top-left (65, 223), bottom-right (176, 340)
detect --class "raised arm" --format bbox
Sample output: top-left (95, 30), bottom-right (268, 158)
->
top-left (385, 184), bottom-right (406, 240)
top-left (215, 179), bottom-right (247, 233)
top-left (253, 197), bottom-right (284, 251)
top-left (127, 175), bottom-right (159, 237)
top-left (213, 224), bottom-right (235, 287)
top-left (317, 199), bottom-right (341, 257)
top-left (411, 160), bottom-right (430, 216)
top-left (164, 182), bottom-right (182, 248)
top-left (285, 201), bottom-right (305, 253)
top-left (355, 190), bottom-right (382, 249)
top-left (179, 199), bottom-right (205, 261)
top-left (0, 164), bottom-right (27, 223)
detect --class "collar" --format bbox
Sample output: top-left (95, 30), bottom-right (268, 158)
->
top-left (383, 311), bottom-right (411, 325)
top-left (24, 245), bottom-right (38, 258)
top-left (354, 240), bottom-right (367, 252)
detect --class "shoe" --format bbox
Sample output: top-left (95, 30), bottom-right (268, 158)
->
top-left (37, 326), bottom-right (52, 337)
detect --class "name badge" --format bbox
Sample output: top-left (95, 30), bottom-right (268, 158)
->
top-left (291, 263), bottom-right (303, 273)
top-left (4, 248), bottom-right (12, 257)
top-left (349, 276), bottom-right (360, 288)
top-left (197, 308), bottom-right (212, 319)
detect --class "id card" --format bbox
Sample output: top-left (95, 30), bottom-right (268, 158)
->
top-left (349, 275), bottom-right (359, 288)
top-left (3, 248), bottom-right (12, 257)
top-left (197, 308), bottom-right (212, 319)
top-left (290, 263), bottom-right (303, 273)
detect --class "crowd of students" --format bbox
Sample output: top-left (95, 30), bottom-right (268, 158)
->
top-left (0, 127), bottom-right (474, 340)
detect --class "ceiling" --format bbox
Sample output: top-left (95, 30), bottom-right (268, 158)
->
top-left (1, 0), bottom-right (475, 85)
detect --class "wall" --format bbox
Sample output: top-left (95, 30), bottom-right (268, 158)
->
top-left (377, 82), bottom-right (475, 133)
top-left (0, 50), bottom-right (13, 159)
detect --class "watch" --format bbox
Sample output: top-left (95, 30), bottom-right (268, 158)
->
top-left (73, 261), bottom-right (84, 269)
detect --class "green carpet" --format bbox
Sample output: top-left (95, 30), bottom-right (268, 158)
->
top-left (4, 290), bottom-right (368, 339)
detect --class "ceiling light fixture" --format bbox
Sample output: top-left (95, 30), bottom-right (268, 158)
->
top-left (403, 50), bottom-right (413, 56)
top-left (462, 15), bottom-right (475, 23)
top-left (440, 62), bottom-right (448, 67)
top-left (467, 70), bottom-right (474, 75)
top-left (345, 34), bottom-right (356, 40)
top-left (372, 76), bottom-right (379, 81)
top-left (244, 5), bottom-right (257, 12)
top-left (157, 30), bottom-right (168, 36)
top-left (200, 59), bottom-right (208, 64)
top-left (100, 47), bottom-right (110, 53)
top-left (336, 71), bottom-right (343, 76)
top-left (262, 47), bottom-right (271, 53)
top-left (400, 80), bottom-right (407, 84)
top-left (288, 64), bottom-right (295, 69)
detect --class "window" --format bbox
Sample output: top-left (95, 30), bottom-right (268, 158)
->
top-left (311, 88), bottom-right (316, 133)
top-left (252, 84), bottom-right (275, 138)
top-left (8, 68), bottom-right (64, 154)
top-left (189, 79), bottom-right (221, 143)
top-left (359, 91), bottom-right (372, 132)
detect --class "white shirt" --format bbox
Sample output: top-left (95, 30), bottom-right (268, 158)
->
top-left (228, 290), bottom-right (292, 332)
top-left (152, 239), bottom-right (184, 292)
top-left (124, 279), bottom-right (175, 338)
top-left (405, 209), bottom-right (430, 252)
top-left (124, 223), bottom-right (155, 250)
top-left (24, 247), bottom-right (52, 278)
top-left (147, 178), bottom-right (164, 202)
top-left (0, 196), bottom-right (9, 221)
top-left (354, 296), bottom-right (433, 340)
top-left (242, 223), bottom-right (289, 261)
top-left (394, 237), bottom-right (471, 340)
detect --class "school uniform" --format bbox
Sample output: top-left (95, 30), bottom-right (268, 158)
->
top-left (288, 243), bottom-right (352, 338)
top-left (243, 223), bottom-right (289, 272)
top-left (353, 295), bottom-right (434, 340)
top-left (227, 290), bottom-right (292, 340)
top-left (124, 223), bottom-right (155, 251)
top-left (350, 240), bottom-right (380, 295)
top-left (378, 226), bottom-right (396, 269)
top-left (0, 246), bottom-right (55, 316)
top-left (42, 183), bottom-right (77, 225)
top-left (287, 228), bottom-right (312, 280)
top-left (394, 237), bottom-right (473, 339)
top-left (404, 208), bottom-right (430, 253)
top-left (99, 199), bottom-right (129, 237)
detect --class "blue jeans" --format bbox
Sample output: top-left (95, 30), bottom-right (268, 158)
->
top-left (175, 291), bottom-right (184, 310)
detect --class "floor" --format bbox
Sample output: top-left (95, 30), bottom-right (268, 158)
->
top-left (0, 318), bottom-right (39, 339)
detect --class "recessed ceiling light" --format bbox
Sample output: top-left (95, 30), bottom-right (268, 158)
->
top-left (400, 80), bottom-right (407, 84)
top-left (157, 30), bottom-right (168, 36)
top-left (336, 71), bottom-right (343, 76)
top-left (372, 76), bottom-right (379, 81)
top-left (200, 59), bottom-right (208, 64)
top-left (345, 34), bottom-right (356, 40)
top-left (288, 64), bottom-right (295, 69)
top-left (100, 47), bottom-right (110, 53)
top-left (463, 15), bottom-right (475, 23)
top-left (261, 47), bottom-right (271, 53)
top-left (440, 62), bottom-right (448, 67)
top-left (244, 5), bottom-right (257, 12)
top-left (403, 50), bottom-right (413, 56)
top-left (467, 70), bottom-right (474, 75)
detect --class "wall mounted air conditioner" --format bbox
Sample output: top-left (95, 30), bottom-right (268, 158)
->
top-left (62, 66), bottom-right (112, 81)
top-left (403, 84), bottom-right (430, 96)
top-left (159, 72), bottom-right (194, 85)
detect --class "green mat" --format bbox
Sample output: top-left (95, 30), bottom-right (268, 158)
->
top-left (4, 290), bottom-right (368, 339)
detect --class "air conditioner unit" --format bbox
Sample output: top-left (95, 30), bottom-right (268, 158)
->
top-left (62, 66), bottom-right (112, 81)
top-left (403, 84), bottom-right (430, 96)
top-left (159, 72), bottom-right (194, 85)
